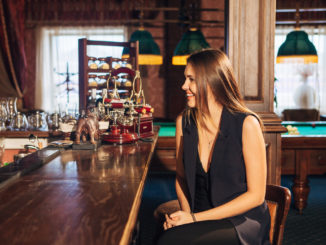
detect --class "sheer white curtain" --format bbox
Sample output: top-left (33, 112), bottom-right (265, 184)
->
top-left (274, 25), bottom-right (326, 116)
top-left (35, 26), bottom-right (126, 113)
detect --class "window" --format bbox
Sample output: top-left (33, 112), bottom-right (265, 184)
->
top-left (274, 26), bottom-right (326, 116)
top-left (35, 26), bottom-right (126, 114)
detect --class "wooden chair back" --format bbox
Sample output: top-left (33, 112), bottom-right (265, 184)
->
top-left (265, 184), bottom-right (291, 245)
top-left (282, 109), bottom-right (319, 121)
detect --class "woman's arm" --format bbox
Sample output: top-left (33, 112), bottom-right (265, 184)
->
top-left (169, 115), bottom-right (267, 225)
top-left (175, 114), bottom-right (191, 212)
top-left (164, 115), bottom-right (191, 230)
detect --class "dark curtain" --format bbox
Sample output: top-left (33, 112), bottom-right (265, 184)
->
top-left (0, 0), bottom-right (25, 100)
top-left (0, 43), bottom-right (17, 96)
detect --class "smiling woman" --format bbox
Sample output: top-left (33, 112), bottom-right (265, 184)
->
top-left (182, 64), bottom-right (197, 108)
top-left (156, 49), bottom-right (271, 245)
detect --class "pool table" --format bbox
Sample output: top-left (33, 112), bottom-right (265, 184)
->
top-left (153, 121), bottom-right (326, 214)
top-left (281, 121), bottom-right (326, 214)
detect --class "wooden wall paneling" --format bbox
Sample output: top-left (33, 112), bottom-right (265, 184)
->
top-left (201, 0), bottom-right (225, 50)
top-left (228, 0), bottom-right (285, 185)
top-left (241, 0), bottom-right (261, 101)
top-left (228, 0), bottom-right (276, 112)
top-left (164, 0), bottom-right (186, 120)
top-left (264, 133), bottom-right (282, 185)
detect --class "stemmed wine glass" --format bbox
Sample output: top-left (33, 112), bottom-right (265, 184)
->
top-left (28, 111), bottom-right (48, 130)
top-left (6, 97), bottom-right (17, 121)
top-left (0, 98), bottom-right (8, 131)
top-left (0, 140), bottom-right (4, 167)
top-left (9, 112), bottom-right (28, 131)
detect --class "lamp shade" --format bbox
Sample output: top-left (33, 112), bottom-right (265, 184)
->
top-left (122, 28), bottom-right (162, 65)
top-left (172, 28), bottom-right (210, 65)
top-left (277, 30), bottom-right (318, 64)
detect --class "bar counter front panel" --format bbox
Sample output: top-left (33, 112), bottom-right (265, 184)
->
top-left (0, 133), bottom-right (158, 245)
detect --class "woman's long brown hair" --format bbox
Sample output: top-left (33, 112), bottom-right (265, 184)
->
top-left (185, 49), bottom-right (263, 130)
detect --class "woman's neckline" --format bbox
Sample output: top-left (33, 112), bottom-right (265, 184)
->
top-left (197, 106), bottom-right (225, 174)
top-left (197, 148), bottom-right (210, 174)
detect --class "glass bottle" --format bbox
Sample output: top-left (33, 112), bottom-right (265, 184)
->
top-left (88, 57), bottom-right (98, 69)
top-left (112, 58), bottom-right (121, 69)
top-left (122, 58), bottom-right (132, 69)
top-left (47, 112), bottom-right (60, 131)
top-left (10, 112), bottom-right (28, 131)
top-left (98, 75), bottom-right (107, 89)
top-left (0, 100), bottom-right (8, 131)
top-left (6, 97), bottom-right (17, 120)
top-left (125, 79), bottom-right (132, 87)
top-left (28, 111), bottom-right (47, 130)
top-left (98, 57), bottom-right (110, 70)
top-left (88, 74), bottom-right (98, 88)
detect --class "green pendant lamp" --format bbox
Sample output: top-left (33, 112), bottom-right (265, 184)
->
top-left (122, 27), bottom-right (163, 65)
top-left (172, 27), bottom-right (210, 65)
top-left (277, 29), bottom-right (318, 64)
top-left (276, 1), bottom-right (318, 64)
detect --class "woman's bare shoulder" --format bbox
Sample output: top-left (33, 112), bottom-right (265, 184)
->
top-left (243, 115), bottom-right (261, 131)
top-left (176, 113), bottom-right (183, 136)
top-left (176, 113), bottom-right (183, 124)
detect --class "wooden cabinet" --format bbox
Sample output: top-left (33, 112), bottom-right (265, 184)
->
top-left (310, 150), bottom-right (326, 173)
top-left (78, 38), bottom-right (139, 111)
top-left (282, 148), bottom-right (326, 175)
top-left (281, 150), bottom-right (295, 174)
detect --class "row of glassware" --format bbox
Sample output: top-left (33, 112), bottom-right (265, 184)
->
top-left (0, 97), bottom-right (77, 131)
top-left (88, 74), bottom-right (132, 88)
top-left (88, 56), bottom-right (132, 70)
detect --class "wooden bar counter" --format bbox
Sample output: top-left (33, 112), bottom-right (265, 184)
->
top-left (0, 131), bottom-right (158, 245)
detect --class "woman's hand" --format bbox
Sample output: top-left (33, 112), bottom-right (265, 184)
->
top-left (163, 214), bottom-right (175, 230)
top-left (164, 211), bottom-right (194, 230)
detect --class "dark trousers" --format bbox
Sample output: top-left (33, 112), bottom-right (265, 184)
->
top-left (156, 219), bottom-right (240, 245)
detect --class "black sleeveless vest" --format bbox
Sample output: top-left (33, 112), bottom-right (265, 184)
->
top-left (182, 107), bottom-right (271, 245)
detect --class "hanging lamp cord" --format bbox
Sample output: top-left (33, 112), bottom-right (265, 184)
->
top-left (295, 0), bottom-right (300, 29)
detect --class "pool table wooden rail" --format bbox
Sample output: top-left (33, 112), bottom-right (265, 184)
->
top-left (282, 136), bottom-right (326, 174)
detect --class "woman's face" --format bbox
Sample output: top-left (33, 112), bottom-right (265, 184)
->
top-left (182, 64), bottom-right (197, 108)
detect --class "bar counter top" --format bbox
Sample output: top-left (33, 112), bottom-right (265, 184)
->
top-left (0, 131), bottom-right (158, 245)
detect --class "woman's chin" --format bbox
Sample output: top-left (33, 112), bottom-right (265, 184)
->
top-left (186, 100), bottom-right (196, 108)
